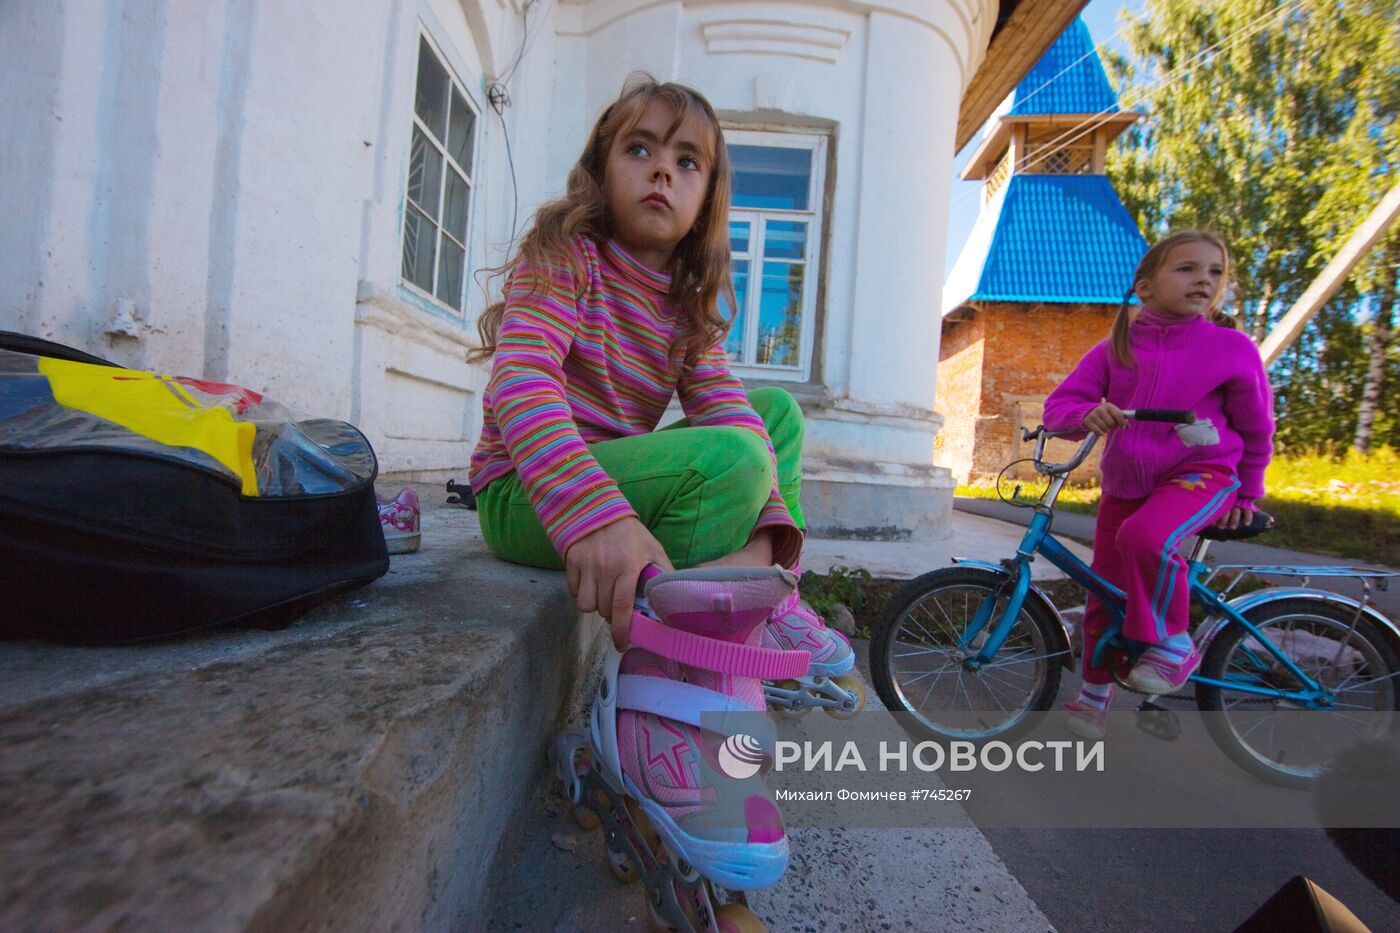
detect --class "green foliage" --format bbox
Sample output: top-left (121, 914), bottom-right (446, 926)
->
top-left (1262, 447), bottom-right (1400, 558)
top-left (1266, 445), bottom-right (1400, 508)
top-left (798, 565), bottom-right (872, 617)
top-left (1105, 0), bottom-right (1400, 449)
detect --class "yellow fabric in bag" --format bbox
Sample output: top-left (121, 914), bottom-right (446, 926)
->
top-left (38, 357), bottom-right (259, 496)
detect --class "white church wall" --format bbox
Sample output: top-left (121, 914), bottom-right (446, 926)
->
top-left (2, 0), bottom-right (995, 532)
top-left (213, 1), bottom-right (388, 420)
top-left (672, 2), bottom-right (868, 401)
top-left (0, 0), bottom-right (224, 377)
top-left (352, 0), bottom-right (497, 476)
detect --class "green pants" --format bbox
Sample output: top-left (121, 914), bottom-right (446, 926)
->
top-left (477, 386), bottom-right (805, 570)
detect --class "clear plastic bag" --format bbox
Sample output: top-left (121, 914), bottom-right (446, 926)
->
top-left (0, 348), bottom-right (375, 497)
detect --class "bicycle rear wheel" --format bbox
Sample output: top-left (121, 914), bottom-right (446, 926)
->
top-left (869, 567), bottom-right (1065, 742)
top-left (1196, 598), bottom-right (1400, 788)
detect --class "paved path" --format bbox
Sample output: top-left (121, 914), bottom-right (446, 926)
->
top-left (954, 497), bottom-right (1400, 618)
top-left (800, 511), bottom-right (1092, 582)
top-left (485, 663), bottom-right (1055, 932)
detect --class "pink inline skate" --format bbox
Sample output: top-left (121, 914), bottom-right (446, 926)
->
top-left (552, 566), bottom-right (810, 932)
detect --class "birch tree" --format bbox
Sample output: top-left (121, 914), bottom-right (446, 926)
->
top-left (1106, 0), bottom-right (1399, 448)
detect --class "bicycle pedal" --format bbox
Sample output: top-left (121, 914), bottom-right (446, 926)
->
top-left (1134, 701), bottom-right (1181, 741)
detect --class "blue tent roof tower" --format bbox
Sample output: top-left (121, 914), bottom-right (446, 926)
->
top-left (943, 18), bottom-right (1147, 312)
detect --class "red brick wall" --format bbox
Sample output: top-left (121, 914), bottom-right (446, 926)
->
top-left (933, 315), bottom-right (986, 483)
top-left (936, 302), bottom-right (1118, 482)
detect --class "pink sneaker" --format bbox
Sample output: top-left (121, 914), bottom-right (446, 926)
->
top-left (1127, 641), bottom-right (1201, 694)
top-left (376, 488), bottom-right (421, 554)
top-left (761, 579), bottom-right (865, 718)
top-left (1063, 699), bottom-right (1107, 740)
top-left (762, 590), bottom-right (854, 678)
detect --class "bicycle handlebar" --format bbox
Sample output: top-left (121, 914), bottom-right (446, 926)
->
top-left (1123, 408), bottom-right (1196, 424)
top-left (1026, 409), bottom-right (1198, 476)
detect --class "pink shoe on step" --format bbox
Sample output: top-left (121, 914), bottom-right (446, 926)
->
top-left (376, 488), bottom-right (421, 554)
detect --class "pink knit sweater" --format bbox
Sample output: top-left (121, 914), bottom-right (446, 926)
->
top-left (1043, 309), bottom-right (1274, 505)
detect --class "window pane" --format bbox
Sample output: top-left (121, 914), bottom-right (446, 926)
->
top-left (407, 129), bottom-right (443, 220)
top-left (729, 221), bottom-right (750, 254)
top-left (723, 260), bottom-right (750, 361)
top-left (436, 235), bottom-right (465, 310)
top-left (415, 38), bottom-right (448, 140)
top-left (757, 261), bottom-right (802, 367)
top-left (401, 207), bottom-right (436, 292)
top-left (444, 169), bottom-right (470, 241)
top-left (729, 145), bottom-right (811, 211)
top-left (763, 221), bottom-right (808, 261)
top-left (448, 90), bottom-right (475, 169)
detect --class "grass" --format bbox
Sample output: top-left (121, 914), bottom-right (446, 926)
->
top-left (955, 478), bottom-right (1099, 515)
top-left (955, 447), bottom-right (1400, 564)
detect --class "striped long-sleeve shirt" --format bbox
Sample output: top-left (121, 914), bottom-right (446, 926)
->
top-left (469, 235), bottom-right (801, 565)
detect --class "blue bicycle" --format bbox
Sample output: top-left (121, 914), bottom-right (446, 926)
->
top-left (869, 410), bottom-right (1399, 787)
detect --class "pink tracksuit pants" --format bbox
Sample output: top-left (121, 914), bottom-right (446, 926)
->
top-left (1081, 465), bottom-right (1241, 685)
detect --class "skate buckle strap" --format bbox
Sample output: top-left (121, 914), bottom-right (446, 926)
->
top-left (628, 614), bottom-right (811, 679)
top-left (616, 675), bottom-right (777, 754)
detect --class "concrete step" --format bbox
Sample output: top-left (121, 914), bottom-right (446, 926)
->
top-left (0, 501), bottom-right (600, 930)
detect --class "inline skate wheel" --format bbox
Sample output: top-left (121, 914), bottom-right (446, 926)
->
top-left (715, 903), bottom-right (767, 932)
top-left (569, 799), bottom-right (601, 831)
top-left (645, 879), bottom-right (724, 933)
top-left (557, 743), bottom-right (603, 830)
top-left (605, 843), bottom-right (640, 884)
top-left (624, 797), bottom-right (664, 854)
top-left (823, 675), bottom-right (867, 720)
top-left (568, 783), bottom-right (607, 831)
top-left (770, 679), bottom-right (808, 721)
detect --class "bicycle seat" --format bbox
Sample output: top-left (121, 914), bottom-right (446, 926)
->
top-left (1197, 509), bottom-right (1275, 541)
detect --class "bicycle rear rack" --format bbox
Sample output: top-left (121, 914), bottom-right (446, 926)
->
top-left (1202, 563), bottom-right (1397, 614)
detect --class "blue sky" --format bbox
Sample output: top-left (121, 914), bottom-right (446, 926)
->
top-left (943, 0), bottom-right (1147, 277)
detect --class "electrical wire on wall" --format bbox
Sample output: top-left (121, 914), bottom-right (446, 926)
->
top-left (485, 0), bottom-right (540, 248)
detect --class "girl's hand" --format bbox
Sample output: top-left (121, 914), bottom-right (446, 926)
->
top-left (564, 517), bottom-right (673, 651)
top-left (1083, 402), bottom-right (1128, 436)
top-left (1214, 505), bottom-right (1251, 531)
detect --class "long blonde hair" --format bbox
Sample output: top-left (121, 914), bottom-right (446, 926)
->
top-left (1109, 230), bottom-right (1240, 366)
top-left (468, 73), bottom-right (735, 370)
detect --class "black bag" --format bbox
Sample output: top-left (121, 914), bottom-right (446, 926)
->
top-left (0, 332), bottom-right (389, 643)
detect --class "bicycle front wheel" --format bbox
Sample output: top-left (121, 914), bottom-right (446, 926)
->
top-left (1196, 598), bottom-right (1400, 788)
top-left (869, 567), bottom-right (1065, 742)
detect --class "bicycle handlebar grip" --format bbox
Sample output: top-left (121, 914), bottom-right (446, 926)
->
top-left (1131, 408), bottom-right (1196, 424)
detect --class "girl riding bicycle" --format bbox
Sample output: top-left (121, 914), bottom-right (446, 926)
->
top-left (1043, 231), bottom-right (1275, 739)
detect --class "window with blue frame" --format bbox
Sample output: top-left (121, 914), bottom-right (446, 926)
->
top-left (402, 34), bottom-right (479, 313)
top-left (723, 131), bottom-right (827, 380)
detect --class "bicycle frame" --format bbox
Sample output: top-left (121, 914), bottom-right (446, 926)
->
top-left (957, 507), bottom-right (1120, 669)
top-left (964, 426), bottom-right (1340, 708)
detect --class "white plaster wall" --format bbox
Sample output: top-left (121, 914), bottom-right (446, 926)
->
top-left (208, 1), bottom-right (384, 419)
top-left (2, 0), bottom-right (994, 494)
top-left (347, 0), bottom-right (558, 474)
top-left (844, 9), bottom-right (964, 411)
top-left (0, 0), bottom-right (542, 475)
top-left (0, 0), bottom-right (221, 375)
top-left (0, 0), bottom-right (388, 418)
